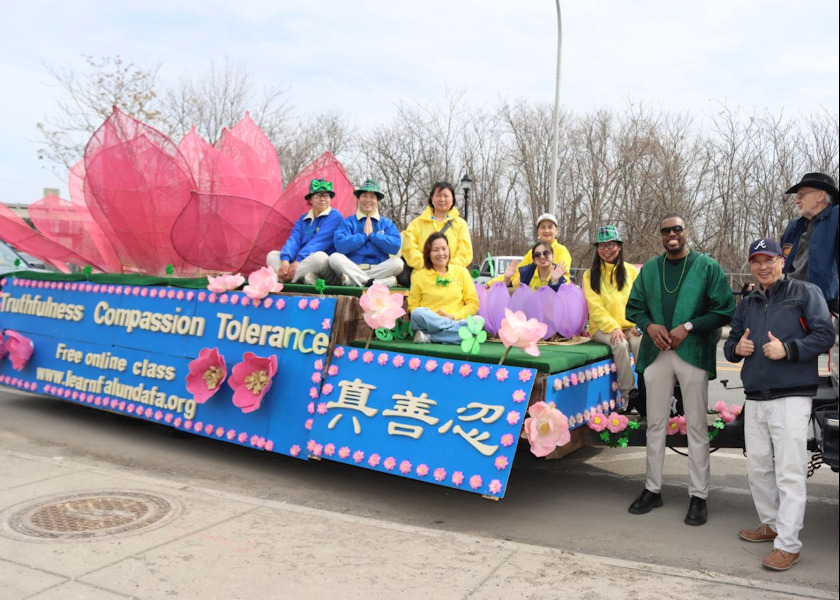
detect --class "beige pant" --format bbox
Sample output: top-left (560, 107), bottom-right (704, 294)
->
top-left (266, 251), bottom-right (339, 284)
top-left (328, 254), bottom-right (403, 286)
top-left (591, 328), bottom-right (642, 397)
top-left (643, 350), bottom-right (710, 499)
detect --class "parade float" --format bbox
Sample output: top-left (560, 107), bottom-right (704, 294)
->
top-left (0, 108), bottom-right (738, 499)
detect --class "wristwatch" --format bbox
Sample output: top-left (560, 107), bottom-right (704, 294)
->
top-left (684, 322), bottom-right (694, 332)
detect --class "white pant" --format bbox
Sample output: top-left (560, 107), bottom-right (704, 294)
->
top-left (744, 396), bottom-right (811, 553)
top-left (328, 254), bottom-right (403, 286)
top-left (591, 328), bottom-right (641, 397)
top-left (643, 350), bottom-right (710, 498)
top-left (267, 251), bottom-right (339, 284)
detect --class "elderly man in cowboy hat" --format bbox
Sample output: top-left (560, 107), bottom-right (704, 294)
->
top-left (267, 178), bottom-right (344, 284)
top-left (781, 172), bottom-right (839, 393)
top-left (329, 179), bottom-right (403, 287)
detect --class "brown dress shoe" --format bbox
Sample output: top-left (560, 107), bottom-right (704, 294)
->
top-left (738, 524), bottom-right (778, 542)
top-left (761, 548), bottom-right (801, 571)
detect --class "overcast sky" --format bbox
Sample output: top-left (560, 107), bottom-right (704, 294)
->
top-left (1, 0), bottom-right (837, 205)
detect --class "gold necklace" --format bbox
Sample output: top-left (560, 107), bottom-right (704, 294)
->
top-left (663, 251), bottom-right (689, 294)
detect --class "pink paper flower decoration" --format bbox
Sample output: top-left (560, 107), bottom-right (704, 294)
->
top-left (290, 445), bottom-right (301, 457)
top-left (305, 419), bottom-right (313, 430)
top-left (730, 404), bottom-right (742, 417)
top-left (500, 433), bottom-right (515, 447)
top-left (368, 454), bottom-right (381, 467)
top-left (523, 401), bottom-right (571, 457)
top-left (348, 349), bottom-right (358, 361)
top-left (377, 353), bottom-right (389, 365)
top-left (298, 299), bottom-right (307, 310)
top-left (425, 359), bottom-right (438, 372)
top-left (459, 364), bottom-right (472, 377)
top-left (451, 471), bottom-right (464, 486)
top-left (409, 357), bottom-right (421, 370)
top-left (384, 457), bottom-right (396, 470)
top-left (307, 401), bottom-right (316, 414)
top-left (496, 368), bottom-right (509, 381)
top-left (327, 364), bottom-right (339, 376)
top-left (667, 416), bottom-right (681, 435)
top-left (606, 412), bottom-right (629, 433)
top-left (185, 347), bottom-right (227, 403)
top-left (506, 411), bottom-right (521, 425)
top-left (338, 446), bottom-right (350, 459)
top-left (5, 331), bottom-right (34, 371)
top-left (588, 413), bottom-right (608, 432)
top-left (416, 464), bottom-right (429, 476)
top-left (207, 273), bottom-right (245, 293)
top-left (399, 460), bottom-right (412, 474)
top-left (309, 387), bottom-right (319, 398)
top-left (488, 479), bottom-right (502, 494)
top-left (275, 298), bottom-right (285, 310)
top-left (512, 390), bottom-right (526, 403)
top-left (228, 352), bottom-right (278, 413)
top-left (265, 440), bottom-right (274, 452)
top-left (433, 468), bottom-right (447, 481)
top-left (333, 347), bottom-right (345, 358)
top-left (477, 366), bottom-right (490, 379)
top-left (392, 355), bottom-right (405, 368)
top-left (362, 351), bottom-right (374, 363)
top-left (518, 370), bottom-right (533, 383)
top-left (309, 299), bottom-right (320, 310)
top-left (263, 298), bottom-right (273, 308)
top-left (324, 443), bottom-right (336, 456)
top-left (311, 371), bottom-right (322, 383)
top-left (442, 362), bottom-right (454, 375)
top-left (359, 283), bottom-right (406, 330)
top-left (494, 456), bottom-right (509, 470)
top-left (317, 402), bottom-right (328, 414)
top-left (677, 415), bottom-right (688, 435)
top-left (353, 450), bottom-right (365, 463)
top-left (322, 318), bottom-right (331, 330)
top-left (321, 383), bottom-right (333, 395)
top-left (243, 266), bottom-right (284, 300)
top-left (499, 308), bottom-right (547, 356)
top-left (469, 475), bottom-right (483, 489)
top-left (238, 432), bottom-right (249, 443)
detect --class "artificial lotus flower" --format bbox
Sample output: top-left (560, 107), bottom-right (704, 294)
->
top-left (228, 352), bottom-right (278, 413)
top-left (498, 308), bottom-right (548, 362)
top-left (185, 347), bottom-right (227, 404)
top-left (359, 283), bottom-right (406, 330)
top-left (523, 401), bottom-right (571, 457)
top-left (207, 273), bottom-right (245, 293)
top-left (243, 266), bottom-right (284, 300)
top-left (0, 332), bottom-right (7, 361)
top-left (666, 416), bottom-right (682, 435)
top-left (588, 412), bottom-right (609, 432)
top-left (5, 330), bottom-right (35, 371)
top-left (713, 400), bottom-right (738, 423)
top-left (605, 411), bottom-right (629, 434)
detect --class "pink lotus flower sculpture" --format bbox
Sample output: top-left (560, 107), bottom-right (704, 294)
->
top-left (359, 283), bottom-right (406, 347)
top-left (498, 308), bottom-right (547, 364)
top-left (228, 352), bottom-right (278, 413)
top-left (523, 401), bottom-right (570, 457)
top-left (207, 273), bottom-right (245, 293)
top-left (5, 330), bottom-right (34, 371)
top-left (185, 348), bottom-right (228, 404)
top-left (0, 333), bottom-right (7, 362)
top-left (588, 412), bottom-right (609, 432)
top-left (243, 266), bottom-right (283, 300)
top-left (605, 412), bottom-right (629, 433)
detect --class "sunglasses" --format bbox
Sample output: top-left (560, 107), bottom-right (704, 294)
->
top-left (533, 250), bottom-right (553, 259)
top-left (660, 225), bottom-right (685, 235)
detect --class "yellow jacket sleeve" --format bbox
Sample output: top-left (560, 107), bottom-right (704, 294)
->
top-left (583, 263), bottom-right (640, 334)
top-left (453, 267), bottom-right (479, 319)
top-left (583, 268), bottom-right (621, 334)
top-left (401, 219), bottom-right (425, 270)
top-left (448, 218), bottom-right (473, 269)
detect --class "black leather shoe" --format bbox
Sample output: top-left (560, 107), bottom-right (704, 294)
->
top-left (628, 489), bottom-right (663, 514)
top-left (684, 496), bottom-right (707, 526)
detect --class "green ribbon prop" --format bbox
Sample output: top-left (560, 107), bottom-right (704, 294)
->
top-left (310, 180), bottom-right (333, 193)
top-left (487, 252), bottom-right (495, 278)
top-left (435, 276), bottom-right (450, 287)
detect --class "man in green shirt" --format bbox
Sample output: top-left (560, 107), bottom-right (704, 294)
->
top-left (625, 214), bottom-right (735, 526)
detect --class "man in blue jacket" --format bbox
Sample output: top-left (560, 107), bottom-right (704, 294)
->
top-left (267, 179), bottom-right (344, 285)
top-left (724, 238), bottom-right (834, 571)
top-left (781, 172), bottom-right (839, 394)
top-left (329, 180), bottom-right (403, 287)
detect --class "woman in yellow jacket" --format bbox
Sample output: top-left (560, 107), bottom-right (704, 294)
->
top-left (402, 182), bottom-right (472, 272)
top-left (517, 213), bottom-right (572, 279)
top-left (582, 225), bottom-right (641, 398)
top-left (409, 232), bottom-right (479, 344)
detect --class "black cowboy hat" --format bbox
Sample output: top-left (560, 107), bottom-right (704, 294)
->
top-left (785, 172), bottom-right (839, 204)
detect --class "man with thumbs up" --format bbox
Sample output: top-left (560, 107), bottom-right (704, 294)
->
top-left (724, 238), bottom-right (834, 571)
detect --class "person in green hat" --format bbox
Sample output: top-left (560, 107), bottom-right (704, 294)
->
top-left (267, 179), bottom-right (344, 284)
top-left (582, 225), bottom-right (642, 402)
top-left (328, 179), bottom-right (403, 287)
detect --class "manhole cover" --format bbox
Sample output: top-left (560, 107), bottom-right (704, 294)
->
top-left (2, 491), bottom-right (180, 541)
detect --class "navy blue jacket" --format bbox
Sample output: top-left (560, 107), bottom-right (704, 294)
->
top-left (724, 278), bottom-right (834, 400)
top-left (781, 203), bottom-right (839, 308)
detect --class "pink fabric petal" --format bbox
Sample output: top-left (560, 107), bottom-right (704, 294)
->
top-left (5, 330), bottom-right (35, 371)
top-left (228, 352), bottom-right (278, 413)
top-left (185, 347), bottom-right (227, 404)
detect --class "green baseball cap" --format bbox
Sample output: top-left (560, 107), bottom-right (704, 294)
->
top-left (354, 179), bottom-right (384, 200)
top-left (593, 225), bottom-right (623, 245)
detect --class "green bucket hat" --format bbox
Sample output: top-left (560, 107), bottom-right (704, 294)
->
top-left (305, 179), bottom-right (335, 200)
top-left (593, 225), bottom-right (623, 245)
top-left (353, 179), bottom-right (384, 200)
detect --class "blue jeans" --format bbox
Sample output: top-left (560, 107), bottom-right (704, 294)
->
top-left (410, 307), bottom-right (467, 345)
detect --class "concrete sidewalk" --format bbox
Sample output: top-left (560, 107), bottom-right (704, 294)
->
top-left (0, 449), bottom-right (833, 600)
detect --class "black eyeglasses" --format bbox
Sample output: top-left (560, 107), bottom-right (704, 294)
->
top-left (660, 225), bottom-right (685, 235)
top-left (533, 250), bottom-right (553, 259)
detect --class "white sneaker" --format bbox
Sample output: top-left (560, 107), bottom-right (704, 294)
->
top-left (373, 276), bottom-right (397, 288)
top-left (303, 273), bottom-right (318, 286)
top-left (413, 330), bottom-right (431, 344)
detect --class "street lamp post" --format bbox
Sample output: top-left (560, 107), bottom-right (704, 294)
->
top-left (460, 172), bottom-right (473, 222)
top-left (549, 0), bottom-right (562, 217)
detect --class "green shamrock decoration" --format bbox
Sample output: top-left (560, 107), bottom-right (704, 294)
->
top-left (14, 258), bottom-right (21, 267)
top-left (166, 264), bottom-right (174, 276)
top-left (375, 327), bottom-right (394, 341)
top-left (375, 319), bottom-right (413, 341)
top-left (708, 417), bottom-right (725, 442)
top-left (458, 315), bottom-right (487, 355)
top-left (471, 268), bottom-right (480, 281)
top-left (314, 278), bottom-right (326, 295)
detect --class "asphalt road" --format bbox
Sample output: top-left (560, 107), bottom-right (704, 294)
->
top-left (1, 355), bottom-right (837, 596)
